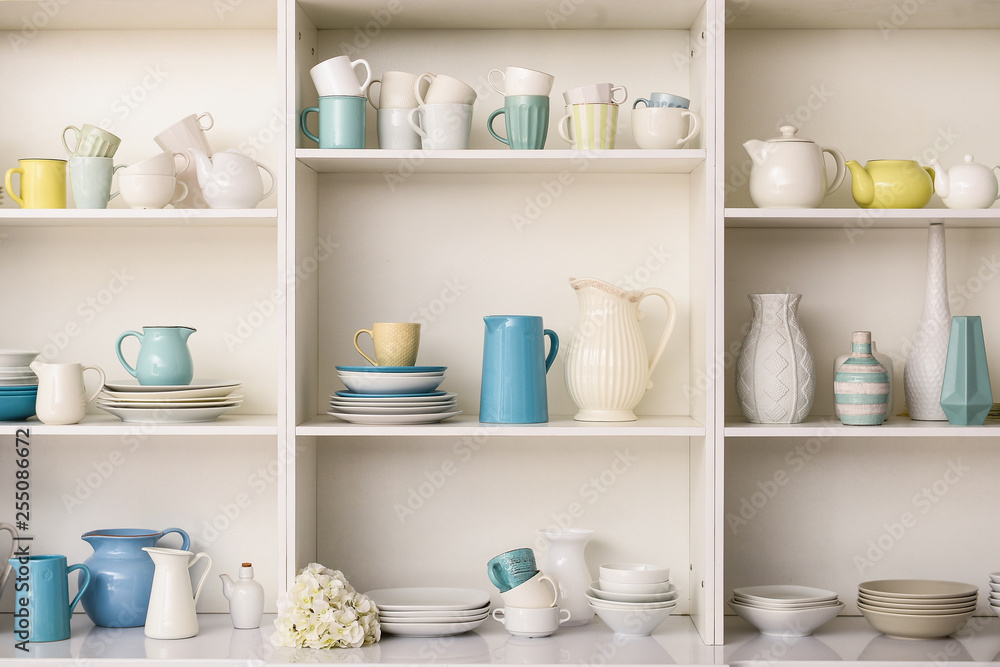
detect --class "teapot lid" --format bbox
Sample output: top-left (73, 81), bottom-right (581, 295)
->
top-left (767, 125), bottom-right (814, 143)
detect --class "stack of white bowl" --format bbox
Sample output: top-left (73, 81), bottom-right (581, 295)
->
top-left (728, 585), bottom-right (843, 637)
top-left (988, 572), bottom-right (1000, 615)
top-left (858, 579), bottom-right (977, 639)
top-left (585, 563), bottom-right (677, 637)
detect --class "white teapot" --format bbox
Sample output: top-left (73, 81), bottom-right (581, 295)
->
top-left (189, 148), bottom-right (275, 209)
top-left (929, 154), bottom-right (1000, 209)
top-left (744, 125), bottom-right (846, 208)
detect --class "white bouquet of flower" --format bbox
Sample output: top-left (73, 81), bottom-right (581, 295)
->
top-left (271, 563), bottom-right (380, 649)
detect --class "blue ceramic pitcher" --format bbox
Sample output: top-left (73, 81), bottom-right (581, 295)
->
top-left (115, 326), bottom-right (195, 386)
top-left (480, 315), bottom-right (558, 423)
top-left (79, 527), bottom-right (190, 627)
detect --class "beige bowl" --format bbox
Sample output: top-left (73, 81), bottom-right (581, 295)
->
top-left (858, 601), bottom-right (976, 616)
top-left (859, 606), bottom-right (973, 639)
top-left (858, 579), bottom-right (978, 600)
top-left (858, 593), bottom-right (976, 611)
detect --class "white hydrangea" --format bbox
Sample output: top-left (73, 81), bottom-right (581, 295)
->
top-left (272, 563), bottom-right (380, 649)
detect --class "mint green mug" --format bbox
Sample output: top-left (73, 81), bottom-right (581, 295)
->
top-left (301, 95), bottom-right (366, 149)
top-left (488, 95), bottom-right (549, 150)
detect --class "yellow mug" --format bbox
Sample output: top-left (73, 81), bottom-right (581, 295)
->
top-left (354, 322), bottom-right (421, 366)
top-left (5, 159), bottom-right (67, 208)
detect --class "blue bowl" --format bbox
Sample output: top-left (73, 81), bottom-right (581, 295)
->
top-left (0, 393), bottom-right (36, 421)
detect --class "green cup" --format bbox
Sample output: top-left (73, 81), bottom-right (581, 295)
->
top-left (488, 95), bottom-right (549, 150)
top-left (300, 95), bottom-right (366, 149)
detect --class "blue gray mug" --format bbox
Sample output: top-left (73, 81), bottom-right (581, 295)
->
top-left (633, 92), bottom-right (690, 109)
top-left (487, 547), bottom-right (537, 592)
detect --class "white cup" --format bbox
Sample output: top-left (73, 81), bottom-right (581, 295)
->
top-left (499, 572), bottom-right (559, 608)
top-left (378, 108), bottom-right (422, 150)
top-left (33, 362), bottom-right (105, 425)
top-left (492, 606), bottom-right (571, 638)
top-left (631, 107), bottom-right (701, 149)
top-left (368, 70), bottom-right (427, 109)
top-left (119, 173), bottom-right (188, 209)
top-left (488, 66), bottom-right (555, 97)
top-left (311, 55), bottom-right (372, 97)
top-left (153, 113), bottom-right (213, 209)
top-left (414, 73), bottom-right (477, 106)
top-left (407, 104), bottom-right (474, 150)
top-left (563, 83), bottom-right (627, 105)
top-left (124, 151), bottom-right (190, 177)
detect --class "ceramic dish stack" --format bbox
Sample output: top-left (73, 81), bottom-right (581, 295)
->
top-left (586, 563), bottom-right (678, 636)
top-left (328, 366), bottom-right (461, 425)
top-left (96, 380), bottom-right (242, 423)
top-left (366, 587), bottom-right (490, 637)
top-left (728, 585), bottom-right (843, 637)
top-left (0, 350), bottom-right (39, 421)
top-left (858, 579), bottom-right (978, 639)
top-left (988, 573), bottom-right (1000, 615)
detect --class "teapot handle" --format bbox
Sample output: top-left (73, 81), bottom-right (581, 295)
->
top-left (638, 288), bottom-right (678, 390)
top-left (255, 160), bottom-right (276, 200)
top-left (994, 166), bottom-right (1000, 202)
top-left (115, 330), bottom-right (143, 378)
top-left (189, 552), bottom-right (213, 604)
top-left (823, 146), bottom-right (847, 195)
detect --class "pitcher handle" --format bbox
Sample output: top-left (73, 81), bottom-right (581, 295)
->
top-left (159, 527), bottom-right (191, 551)
top-left (67, 563), bottom-right (91, 614)
top-left (82, 365), bottom-right (107, 404)
top-left (115, 330), bottom-right (143, 378)
top-left (189, 553), bottom-right (213, 604)
top-left (638, 288), bottom-right (677, 390)
top-left (0, 523), bottom-right (17, 595)
top-left (543, 329), bottom-right (559, 373)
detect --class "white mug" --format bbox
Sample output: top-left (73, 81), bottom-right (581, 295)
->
top-left (631, 107), bottom-right (701, 149)
top-left (378, 108), bottom-right (422, 150)
top-left (488, 66), bottom-right (555, 97)
top-left (368, 70), bottom-right (426, 109)
top-left (492, 605), bottom-right (571, 638)
top-left (499, 572), bottom-right (559, 608)
top-left (153, 113), bottom-right (213, 209)
top-left (31, 362), bottom-right (105, 425)
top-left (563, 83), bottom-right (627, 105)
top-left (414, 72), bottom-right (477, 106)
top-left (119, 174), bottom-right (188, 209)
top-left (408, 104), bottom-right (474, 150)
top-left (124, 151), bottom-right (190, 177)
top-left (311, 55), bottom-right (372, 97)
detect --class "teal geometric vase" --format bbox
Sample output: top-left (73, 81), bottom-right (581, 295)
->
top-left (834, 331), bottom-right (890, 425)
top-left (940, 316), bottom-right (993, 426)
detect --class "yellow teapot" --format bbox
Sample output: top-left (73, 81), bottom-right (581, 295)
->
top-left (845, 159), bottom-right (935, 209)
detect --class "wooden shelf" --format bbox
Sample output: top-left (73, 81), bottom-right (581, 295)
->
top-left (0, 208), bottom-right (277, 227)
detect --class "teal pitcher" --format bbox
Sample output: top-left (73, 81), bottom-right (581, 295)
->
top-left (115, 326), bottom-right (195, 386)
top-left (480, 315), bottom-right (558, 424)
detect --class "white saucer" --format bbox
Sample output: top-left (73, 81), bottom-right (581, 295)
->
top-left (331, 392), bottom-right (457, 404)
top-left (327, 410), bottom-right (461, 425)
top-left (102, 382), bottom-right (242, 400)
top-left (328, 403), bottom-right (457, 415)
top-left (97, 404), bottom-right (239, 423)
top-left (379, 616), bottom-right (487, 637)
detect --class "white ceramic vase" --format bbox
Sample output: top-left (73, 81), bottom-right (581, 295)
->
top-left (537, 528), bottom-right (593, 626)
top-left (834, 340), bottom-right (895, 416)
top-left (735, 293), bottom-right (815, 423)
top-left (903, 223), bottom-right (951, 421)
top-left (564, 277), bottom-right (677, 421)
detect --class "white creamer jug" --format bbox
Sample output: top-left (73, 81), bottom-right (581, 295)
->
top-left (143, 547), bottom-right (212, 640)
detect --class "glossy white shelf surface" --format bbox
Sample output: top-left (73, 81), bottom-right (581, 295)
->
top-left (725, 0), bottom-right (1000, 29)
top-left (725, 415), bottom-right (1000, 438)
top-left (0, 208), bottom-right (277, 227)
top-left (0, 414), bottom-right (276, 436)
top-left (298, 414), bottom-right (705, 437)
top-left (725, 208), bottom-right (1000, 228)
top-left (0, 0), bottom-right (276, 30)
top-left (298, 149), bottom-right (706, 175)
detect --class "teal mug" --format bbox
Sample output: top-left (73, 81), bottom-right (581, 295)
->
top-left (9, 554), bottom-right (91, 642)
top-left (301, 95), bottom-right (366, 149)
top-left (633, 92), bottom-right (690, 109)
top-left (488, 95), bottom-right (549, 150)
top-left (487, 547), bottom-right (537, 592)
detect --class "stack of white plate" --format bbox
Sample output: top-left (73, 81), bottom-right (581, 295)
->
top-left (586, 563), bottom-right (678, 636)
top-left (988, 572), bottom-right (1000, 615)
top-left (328, 366), bottom-right (460, 425)
top-left (858, 579), bottom-right (977, 639)
top-left (0, 350), bottom-right (39, 421)
top-left (729, 585), bottom-right (843, 637)
top-left (96, 380), bottom-right (242, 423)
top-left (366, 587), bottom-right (490, 637)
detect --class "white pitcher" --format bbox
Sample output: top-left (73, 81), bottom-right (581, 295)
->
top-left (30, 361), bottom-right (105, 425)
top-left (143, 547), bottom-right (212, 640)
top-left (564, 277), bottom-right (677, 421)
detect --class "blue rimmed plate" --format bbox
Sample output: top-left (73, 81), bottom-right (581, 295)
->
top-left (335, 390), bottom-right (447, 399)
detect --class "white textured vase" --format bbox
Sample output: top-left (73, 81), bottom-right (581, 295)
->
top-left (834, 340), bottom-right (895, 416)
top-left (904, 222), bottom-right (951, 420)
top-left (564, 277), bottom-right (677, 421)
top-left (735, 293), bottom-right (815, 423)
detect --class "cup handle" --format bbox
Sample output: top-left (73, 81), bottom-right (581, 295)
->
top-left (353, 329), bottom-right (377, 366)
top-left (558, 608), bottom-right (572, 624)
top-left (300, 107), bottom-right (320, 145)
top-left (159, 527), bottom-right (192, 551)
top-left (0, 523), bottom-right (17, 595)
top-left (538, 575), bottom-right (560, 606)
top-left (62, 125), bottom-right (80, 156)
top-left (115, 330), bottom-right (143, 378)
top-left (67, 564), bottom-right (91, 614)
top-left (173, 151), bottom-right (191, 174)
top-left (407, 108), bottom-right (427, 139)
top-left (197, 112), bottom-right (214, 131)
top-left (611, 86), bottom-right (628, 105)
top-left (487, 69), bottom-right (506, 96)
top-left (353, 58), bottom-right (373, 93)
top-left (5, 168), bottom-right (24, 207)
top-left (638, 287), bottom-right (677, 390)
top-left (633, 98), bottom-right (650, 109)
top-left (994, 166), bottom-right (1000, 202)
top-left (557, 112), bottom-right (574, 145)
top-left (414, 73), bottom-right (434, 106)
top-left (81, 365), bottom-right (107, 404)
top-left (677, 110), bottom-right (701, 148)
top-left (109, 164), bottom-right (127, 200)
top-left (487, 109), bottom-right (509, 146)
top-left (543, 329), bottom-right (559, 373)
top-left (189, 553), bottom-right (213, 604)
top-left (256, 161), bottom-right (277, 200)
top-left (492, 608), bottom-right (505, 621)
top-left (171, 180), bottom-right (189, 205)
top-left (367, 79), bottom-right (382, 110)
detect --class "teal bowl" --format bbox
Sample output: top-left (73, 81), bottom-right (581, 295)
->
top-left (0, 393), bottom-right (37, 421)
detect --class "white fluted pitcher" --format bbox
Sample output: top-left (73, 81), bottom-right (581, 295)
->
top-left (564, 277), bottom-right (677, 421)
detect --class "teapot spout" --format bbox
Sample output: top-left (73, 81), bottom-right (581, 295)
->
top-left (188, 148), bottom-right (213, 190)
top-left (928, 159), bottom-right (949, 197)
top-left (846, 160), bottom-right (875, 206)
top-left (742, 139), bottom-right (769, 166)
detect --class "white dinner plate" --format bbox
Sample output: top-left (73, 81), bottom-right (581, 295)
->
top-left (327, 410), bottom-right (461, 425)
top-left (99, 393), bottom-right (244, 404)
top-left (98, 399), bottom-right (242, 410)
top-left (96, 404), bottom-right (239, 423)
top-left (733, 585), bottom-right (839, 604)
top-left (379, 616), bottom-right (487, 637)
top-left (0, 377), bottom-right (39, 386)
top-left (328, 403), bottom-right (457, 415)
top-left (366, 587), bottom-right (491, 611)
top-left (377, 605), bottom-right (490, 619)
top-left (102, 383), bottom-right (242, 400)
top-left (103, 379), bottom-right (241, 393)
top-left (331, 392), bottom-right (457, 404)
top-left (378, 611), bottom-right (490, 624)
top-left (0, 350), bottom-right (39, 367)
